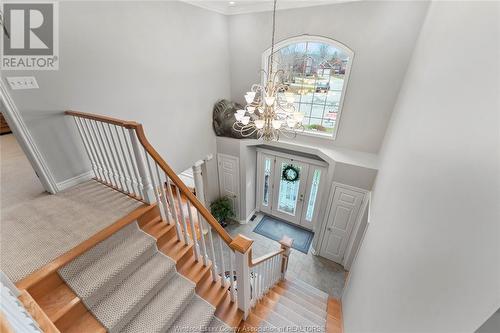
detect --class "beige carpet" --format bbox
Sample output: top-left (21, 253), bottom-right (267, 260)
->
top-left (0, 134), bottom-right (143, 282)
top-left (0, 134), bottom-right (47, 210)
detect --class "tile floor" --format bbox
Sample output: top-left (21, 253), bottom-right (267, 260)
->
top-left (225, 214), bottom-right (347, 299)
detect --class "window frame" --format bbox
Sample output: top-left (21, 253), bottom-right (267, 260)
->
top-left (261, 35), bottom-right (354, 140)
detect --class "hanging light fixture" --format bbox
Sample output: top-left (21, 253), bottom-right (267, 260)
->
top-left (232, 0), bottom-right (304, 141)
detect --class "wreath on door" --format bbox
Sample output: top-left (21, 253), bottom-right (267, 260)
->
top-left (282, 164), bottom-right (300, 183)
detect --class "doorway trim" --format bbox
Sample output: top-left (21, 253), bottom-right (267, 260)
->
top-left (318, 182), bottom-right (369, 267)
top-left (0, 80), bottom-right (58, 194)
top-left (217, 153), bottom-right (241, 221)
top-left (256, 147), bottom-right (328, 230)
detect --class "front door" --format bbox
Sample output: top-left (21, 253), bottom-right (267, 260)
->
top-left (217, 153), bottom-right (240, 220)
top-left (320, 184), bottom-right (365, 264)
top-left (271, 158), bottom-right (309, 225)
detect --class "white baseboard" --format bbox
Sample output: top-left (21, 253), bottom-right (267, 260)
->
top-left (56, 170), bottom-right (94, 191)
top-left (238, 209), bottom-right (256, 224)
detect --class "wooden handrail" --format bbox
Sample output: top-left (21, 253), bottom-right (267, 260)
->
top-left (65, 110), bottom-right (234, 246)
top-left (250, 249), bottom-right (285, 267)
top-left (133, 124), bottom-right (234, 246)
top-left (65, 110), bottom-right (139, 128)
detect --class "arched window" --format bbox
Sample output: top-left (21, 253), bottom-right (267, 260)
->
top-left (263, 36), bottom-right (354, 139)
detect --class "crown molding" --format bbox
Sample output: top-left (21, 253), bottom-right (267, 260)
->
top-left (182, 1), bottom-right (360, 16)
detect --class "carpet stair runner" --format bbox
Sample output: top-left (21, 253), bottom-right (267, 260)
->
top-left (245, 278), bottom-right (330, 332)
top-left (57, 221), bottom-right (232, 332)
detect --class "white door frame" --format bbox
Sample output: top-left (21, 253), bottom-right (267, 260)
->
top-left (256, 151), bottom-right (275, 216)
top-left (271, 156), bottom-right (310, 225)
top-left (318, 182), bottom-right (369, 267)
top-left (298, 165), bottom-right (327, 229)
top-left (256, 148), bottom-right (328, 230)
top-left (217, 153), bottom-right (240, 220)
top-left (0, 80), bottom-right (58, 194)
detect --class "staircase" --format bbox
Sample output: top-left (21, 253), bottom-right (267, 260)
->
top-left (12, 110), bottom-right (342, 333)
top-left (242, 279), bottom-right (342, 332)
top-left (58, 221), bottom-right (230, 333)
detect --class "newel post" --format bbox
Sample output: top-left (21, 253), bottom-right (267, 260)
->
top-left (230, 235), bottom-right (254, 320)
top-left (192, 160), bottom-right (206, 206)
top-left (192, 160), bottom-right (209, 234)
top-left (279, 236), bottom-right (293, 280)
top-left (128, 128), bottom-right (155, 204)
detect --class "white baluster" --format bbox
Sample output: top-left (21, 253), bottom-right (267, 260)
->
top-left (206, 226), bottom-right (219, 282)
top-left (175, 186), bottom-right (191, 245)
top-left (89, 120), bottom-right (113, 185)
top-left (255, 264), bottom-right (261, 301)
top-left (120, 127), bottom-right (142, 198)
top-left (73, 117), bottom-right (98, 179)
top-left (196, 211), bottom-right (209, 266)
top-left (155, 165), bottom-right (172, 225)
top-left (97, 122), bottom-right (121, 188)
top-left (229, 250), bottom-right (237, 302)
top-left (81, 119), bottom-right (106, 182)
top-left (192, 161), bottom-right (209, 234)
top-left (144, 150), bottom-right (167, 222)
top-left (271, 257), bottom-right (276, 286)
top-left (104, 123), bottom-right (126, 191)
top-left (217, 234), bottom-right (227, 287)
top-left (280, 236), bottom-right (293, 280)
top-left (275, 255), bottom-right (280, 284)
top-left (250, 267), bottom-right (255, 306)
top-left (114, 125), bottom-right (134, 195)
top-left (265, 259), bottom-right (271, 293)
top-left (165, 178), bottom-right (183, 242)
top-left (277, 255), bottom-right (282, 283)
top-left (186, 201), bottom-right (201, 262)
top-left (108, 124), bottom-right (130, 193)
top-left (128, 129), bottom-right (155, 203)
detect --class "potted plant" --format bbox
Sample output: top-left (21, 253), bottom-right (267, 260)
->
top-left (210, 196), bottom-right (234, 228)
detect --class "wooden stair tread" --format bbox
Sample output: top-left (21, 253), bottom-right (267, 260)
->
top-left (266, 289), bottom-right (281, 302)
top-left (326, 297), bottom-right (343, 333)
top-left (18, 290), bottom-right (60, 333)
top-left (239, 312), bottom-right (266, 332)
top-left (215, 293), bottom-right (243, 328)
top-left (326, 316), bottom-right (342, 333)
top-left (159, 236), bottom-right (193, 263)
top-left (178, 255), bottom-right (212, 285)
top-left (142, 218), bottom-right (174, 240)
top-left (35, 283), bottom-right (78, 322)
top-left (137, 204), bottom-right (161, 227)
top-left (62, 311), bottom-right (106, 333)
top-left (252, 302), bottom-right (275, 322)
top-left (196, 275), bottom-right (230, 307)
top-left (327, 298), bottom-right (342, 320)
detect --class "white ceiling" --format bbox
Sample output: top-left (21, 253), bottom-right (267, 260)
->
top-left (182, 0), bottom-right (358, 15)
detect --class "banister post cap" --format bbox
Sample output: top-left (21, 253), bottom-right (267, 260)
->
top-left (279, 235), bottom-right (293, 248)
top-left (230, 234), bottom-right (254, 254)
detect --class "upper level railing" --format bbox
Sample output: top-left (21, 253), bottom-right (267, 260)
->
top-left (65, 110), bottom-right (293, 319)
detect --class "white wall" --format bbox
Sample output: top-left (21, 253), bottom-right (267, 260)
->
top-left (227, 1), bottom-right (429, 154)
top-left (0, 1), bottom-right (231, 183)
top-left (342, 1), bottom-right (500, 332)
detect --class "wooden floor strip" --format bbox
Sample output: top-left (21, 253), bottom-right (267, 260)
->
top-left (18, 290), bottom-right (61, 333)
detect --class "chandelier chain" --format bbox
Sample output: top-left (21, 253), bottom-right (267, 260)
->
top-left (269, 0), bottom-right (278, 76)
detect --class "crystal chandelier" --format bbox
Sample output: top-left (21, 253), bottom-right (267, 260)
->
top-left (232, 0), bottom-right (304, 141)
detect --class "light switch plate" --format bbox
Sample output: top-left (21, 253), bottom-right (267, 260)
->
top-left (6, 77), bottom-right (39, 90)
